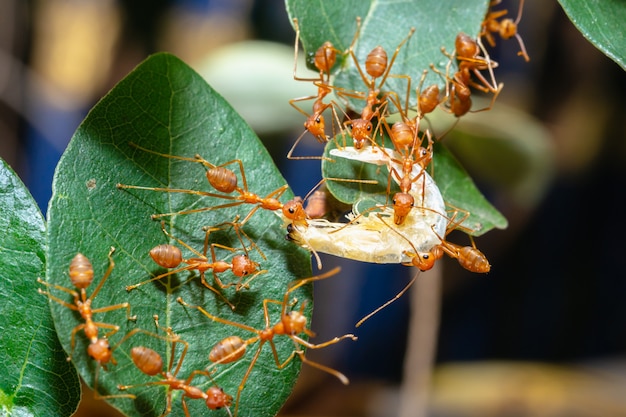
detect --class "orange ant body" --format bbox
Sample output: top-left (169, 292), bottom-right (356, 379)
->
top-left (127, 221), bottom-right (266, 310)
top-left (117, 144), bottom-right (309, 227)
top-left (288, 18), bottom-right (344, 160)
top-left (341, 18), bottom-right (415, 149)
top-left (177, 266), bottom-right (356, 416)
top-left (399, 212), bottom-right (491, 273)
top-left (481, 0), bottom-right (530, 62)
top-left (118, 321), bottom-right (233, 417)
top-left (37, 248), bottom-right (136, 364)
top-left (37, 248), bottom-right (137, 399)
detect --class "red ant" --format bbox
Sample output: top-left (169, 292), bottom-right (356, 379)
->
top-left (37, 247), bottom-right (137, 398)
top-left (116, 143), bottom-right (308, 228)
top-left (481, 0), bottom-right (530, 62)
top-left (288, 18), bottom-right (345, 160)
top-left (177, 266), bottom-right (356, 417)
top-left (392, 210), bottom-right (491, 273)
top-left (339, 18), bottom-right (415, 149)
top-left (126, 220), bottom-right (267, 310)
top-left (118, 318), bottom-right (233, 416)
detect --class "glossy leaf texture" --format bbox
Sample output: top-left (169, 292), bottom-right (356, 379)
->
top-left (285, 0), bottom-right (490, 108)
top-left (559, 0), bottom-right (626, 71)
top-left (0, 158), bottom-right (80, 416)
top-left (45, 53), bottom-right (312, 417)
top-left (322, 137), bottom-right (507, 236)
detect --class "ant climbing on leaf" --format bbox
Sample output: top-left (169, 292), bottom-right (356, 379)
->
top-left (127, 220), bottom-right (267, 310)
top-left (117, 143), bottom-right (310, 227)
top-left (177, 266), bottom-right (356, 417)
top-left (288, 18), bottom-right (345, 160)
top-left (118, 316), bottom-right (233, 417)
top-left (37, 247), bottom-right (137, 399)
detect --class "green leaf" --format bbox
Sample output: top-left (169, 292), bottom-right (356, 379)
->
top-left (431, 142), bottom-right (508, 235)
top-left (285, 0), bottom-right (490, 107)
top-left (0, 158), bottom-right (80, 416)
top-left (559, 0), bottom-right (626, 71)
top-left (321, 137), bottom-right (507, 236)
top-left (45, 53), bottom-right (312, 417)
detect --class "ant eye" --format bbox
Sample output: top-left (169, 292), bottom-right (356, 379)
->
top-left (289, 207), bottom-right (296, 214)
top-left (315, 116), bottom-right (321, 123)
top-left (422, 254), bottom-right (430, 260)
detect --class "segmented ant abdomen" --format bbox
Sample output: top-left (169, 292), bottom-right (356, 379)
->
top-left (210, 336), bottom-right (246, 364)
top-left (390, 121), bottom-right (415, 151)
top-left (150, 244), bottom-right (183, 269)
top-left (69, 253), bottom-right (94, 289)
top-left (365, 46), bottom-right (388, 79)
top-left (458, 246), bottom-right (491, 273)
top-left (130, 346), bottom-right (163, 376)
top-left (418, 85), bottom-right (440, 115)
top-left (207, 166), bottom-right (238, 194)
top-left (455, 32), bottom-right (479, 58)
top-left (314, 42), bottom-right (338, 74)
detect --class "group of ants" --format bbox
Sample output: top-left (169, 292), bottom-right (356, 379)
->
top-left (37, 1), bottom-right (528, 416)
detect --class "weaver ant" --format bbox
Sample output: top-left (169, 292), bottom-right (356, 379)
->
top-left (127, 220), bottom-right (267, 310)
top-left (117, 144), bottom-right (307, 227)
top-left (118, 317), bottom-right (233, 416)
top-left (392, 210), bottom-right (491, 273)
top-left (340, 18), bottom-right (415, 149)
top-left (288, 18), bottom-right (345, 160)
top-left (177, 266), bottom-right (356, 417)
top-left (37, 248), bottom-right (137, 398)
top-left (481, 0), bottom-right (530, 62)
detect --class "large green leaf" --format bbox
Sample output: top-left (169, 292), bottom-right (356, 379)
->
top-left (0, 159), bottom-right (80, 416)
top-left (559, 0), bottom-right (626, 71)
top-left (45, 53), bottom-right (312, 417)
top-left (285, 0), bottom-right (490, 108)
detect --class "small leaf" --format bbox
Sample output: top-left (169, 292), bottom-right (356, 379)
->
top-left (46, 53), bottom-right (311, 417)
top-left (559, 0), bottom-right (626, 71)
top-left (286, 0), bottom-right (490, 107)
top-left (432, 142), bottom-right (508, 235)
top-left (0, 158), bottom-right (80, 416)
top-left (322, 137), bottom-right (507, 236)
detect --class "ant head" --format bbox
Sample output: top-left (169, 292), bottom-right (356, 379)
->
top-left (282, 310), bottom-right (308, 335)
top-left (304, 113), bottom-right (325, 138)
top-left (88, 338), bottom-right (113, 365)
top-left (392, 192), bottom-right (414, 225)
top-left (231, 254), bottom-right (258, 277)
top-left (205, 386), bottom-right (233, 410)
top-left (282, 199), bottom-right (307, 223)
top-left (351, 119), bottom-right (373, 149)
top-left (413, 252), bottom-right (436, 271)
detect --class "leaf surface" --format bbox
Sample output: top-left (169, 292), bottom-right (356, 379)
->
top-left (559, 0), bottom-right (626, 71)
top-left (45, 53), bottom-right (312, 417)
top-left (0, 158), bottom-right (80, 417)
